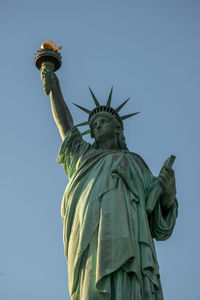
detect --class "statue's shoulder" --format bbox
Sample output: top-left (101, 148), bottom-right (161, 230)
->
top-left (130, 152), bottom-right (152, 174)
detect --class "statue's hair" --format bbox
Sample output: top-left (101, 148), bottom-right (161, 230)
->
top-left (117, 128), bottom-right (128, 151)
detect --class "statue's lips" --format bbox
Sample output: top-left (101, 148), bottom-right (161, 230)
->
top-left (94, 128), bottom-right (108, 135)
top-left (94, 130), bottom-right (115, 142)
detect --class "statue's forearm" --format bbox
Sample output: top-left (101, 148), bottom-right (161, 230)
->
top-left (50, 81), bottom-right (74, 140)
top-left (40, 61), bottom-right (73, 140)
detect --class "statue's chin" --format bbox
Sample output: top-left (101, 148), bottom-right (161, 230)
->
top-left (94, 133), bottom-right (107, 143)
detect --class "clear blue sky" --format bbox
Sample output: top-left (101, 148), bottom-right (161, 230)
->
top-left (1, 1), bottom-right (200, 299)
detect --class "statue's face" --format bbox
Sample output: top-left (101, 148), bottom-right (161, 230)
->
top-left (92, 116), bottom-right (117, 143)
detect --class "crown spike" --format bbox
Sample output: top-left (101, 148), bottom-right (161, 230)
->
top-left (106, 87), bottom-right (113, 106)
top-left (89, 87), bottom-right (100, 107)
top-left (115, 97), bottom-right (131, 113)
top-left (81, 129), bottom-right (90, 136)
top-left (76, 121), bottom-right (89, 127)
top-left (73, 103), bottom-right (91, 114)
top-left (120, 112), bottom-right (140, 121)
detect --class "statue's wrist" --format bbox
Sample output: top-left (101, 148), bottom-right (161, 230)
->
top-left (51, 78), bottom-right (61, 95)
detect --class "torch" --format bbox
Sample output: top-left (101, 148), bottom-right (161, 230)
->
top-left (34, 41), bottom-right (62, 94)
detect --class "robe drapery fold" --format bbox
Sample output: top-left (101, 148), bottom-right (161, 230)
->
top-left (57, 127), bottom-right (178, 300)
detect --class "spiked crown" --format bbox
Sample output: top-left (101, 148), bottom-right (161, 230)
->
top-left (73, 87), bottom-right (139, 136)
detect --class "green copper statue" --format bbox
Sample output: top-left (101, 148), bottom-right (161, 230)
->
top-left (35, 43), bottom-right (178, 300)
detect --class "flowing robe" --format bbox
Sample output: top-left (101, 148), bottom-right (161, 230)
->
top-left (57, 127), bottom-right (178, 300)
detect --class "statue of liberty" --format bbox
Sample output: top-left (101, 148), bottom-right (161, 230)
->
top-left (38, 54), bottom-right (178, 300)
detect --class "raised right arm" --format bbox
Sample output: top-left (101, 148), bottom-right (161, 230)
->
top-left (40, 61), bottom-right (74, 140)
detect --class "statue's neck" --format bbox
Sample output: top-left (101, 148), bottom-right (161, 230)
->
top-left (97, 136), bottom-right (120, 150)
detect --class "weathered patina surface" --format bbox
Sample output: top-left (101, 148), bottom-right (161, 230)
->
top-left (38, 58), bottom-right (178, 300)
